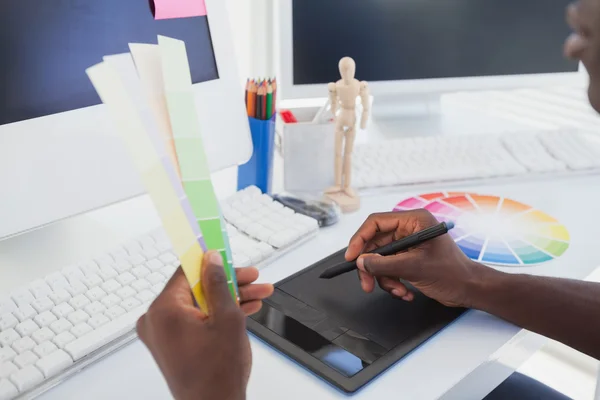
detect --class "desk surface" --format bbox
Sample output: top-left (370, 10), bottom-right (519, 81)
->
top-left (2, 174), bottom-right (599, 399)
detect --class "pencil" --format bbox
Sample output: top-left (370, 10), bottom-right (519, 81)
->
top-left (271, 78), bottom-right (277, 117)
top-left (245, 79), bottom-right (250, 109)
top-left (248, 81), bottom-right (257, 118)
top-left (261, 82), bottom-right (268, 120)
top-left (266, 83), bottom-right (273, 120)
top-left (256, 83), bottom-right (265, 120)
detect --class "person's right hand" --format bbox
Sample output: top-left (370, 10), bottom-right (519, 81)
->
top-left (345, 209), bottom-right (487, 308)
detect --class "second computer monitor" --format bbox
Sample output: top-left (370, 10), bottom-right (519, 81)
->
top-left (279, 0), bottom-right (581, 99)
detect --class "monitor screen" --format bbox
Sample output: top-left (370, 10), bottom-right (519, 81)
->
top-left (292, 0), bottom-right (578, 85)
top-left (0, 0), bottom-right (219, 125)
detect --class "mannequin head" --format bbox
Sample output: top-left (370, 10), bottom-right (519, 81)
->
top-left (339, 57), bottom-right (356, 83)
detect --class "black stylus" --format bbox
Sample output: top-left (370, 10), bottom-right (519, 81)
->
top-left (319, 221), bottom-right (455, 279)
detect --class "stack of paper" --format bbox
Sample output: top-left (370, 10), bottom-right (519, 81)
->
top-left (86, 35), bottom-right (237, 313)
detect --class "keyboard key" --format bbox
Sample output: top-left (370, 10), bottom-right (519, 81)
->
top-left (159, 252), bottom-right (177, 264)
top-left (69, 294), bottom-right (91, 309)
top-left (131, 266), bottom-right (151, 279)
top-left (84, 302), bottom-right (106, 317)
top-left (146, 259), bottom-right (164, 272)
top-left (0, 330), bottom-right (20, 347)
top-left (9, 365), bottom-right (44, 392)
top-left (28, 280), bottom-right (53, 299)
top-left (121, 298), bottom-right (141, 312)
top-left (36, 349), bottom-right (73, 378)
top-left (12, 304), bottom-right (37, 322)
top-left (34, 311), bottom-right (57, 328)
top-left (15, 320), bottom-right (39, 337)
top-left (131, 279), bottom-right (150, 292)
top-left (105, 306), bottom-right (126, 320)
top-left (31, 296), bottom-right (55, 313)
top-left (100, 294), bottom-right (121, 308)
top-left (71, 323), bottom-right (92, 338)
top-left (49, 319), bottom-right (73, 335)
top-left (141, 247), bottom-right (160, 259)
top-left (113, 259), bottom-right (133, 274)
top-left (52, 332), bottom-right (76, 349)
top-left (116, 286), bottom-right (136, 300)
top-left (0, 300), bottom-right (16, 316)
top-left (81, 273), bottom-right (103, 289)
top-left (98, 266), bottom-right (118, 280)
top-left (33, 341), bottom-right (58, 358)
top-left (11, 289), bottom-right (35, 307)
top-left (127, 254), bottom-right (146, 266)
top-left (116, 272), bottom-right (136, 286)
top-left (124, 242), bottom-right (142, 255)
top-left (110, 248), bottom-right (129, 260)
top-left (101, 279), bottom-right (121, 294)
top-left (159, 266), bottom-right (176, 279)
top-left (136, 290), bottom-right (156, 303)
top-left (12, 337), bottom-right (36, 354)
top-left (0, 348), bottom-right (16, 364)
top-left (45, 273), bottom-right (70, 291)
top-left (88, 315), bottom-right (109, 329)
top-left (0, 379), bottom-right (18, 399)
top-left (151, 283), bottom-right (166, 295)
top-left (85, 287), bottom-right (107, 302)
top-left (31, 327), bottom-right (55, 345)
top-left (67, 310), bottom-right (90, 326)
top-left (0, 314), bottom-right (18, 331)
top-left (52, 303), bottom-right (75, 319)
top-left (48, 289), bottom-right (71, 305)
top-left (62, 266), bottom-right (85, 283)
top-left (0, 362), bottom-right (18, 379)
top-left (146, 272), bottom-right (165, 285)
top-left (95, 255), bottom-right (115, 268)
top-left (79, 262), bottom-right (101, 277)
top-left (65, 303), bottom-right (147, 361)
top-left (13, 351), bottom-right (38, 368)
top-left (65, 281), bottom-right (88, 297)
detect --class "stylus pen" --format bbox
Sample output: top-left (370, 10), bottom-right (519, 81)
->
top-left (319, 221), bottom-right (455, 279)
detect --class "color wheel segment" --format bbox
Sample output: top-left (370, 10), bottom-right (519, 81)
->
top-left (395, 193), bottom-right (570, 266)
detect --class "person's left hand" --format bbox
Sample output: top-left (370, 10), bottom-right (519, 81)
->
top-left (233, 265), bottom-right (275, 315)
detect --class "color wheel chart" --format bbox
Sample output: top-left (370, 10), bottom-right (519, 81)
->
top-left (394, 193), bottom-right (570, 266)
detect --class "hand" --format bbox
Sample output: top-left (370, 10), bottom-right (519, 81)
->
top-left (345, 209), bottom-right (485, 308)
top-left (137, 252), bottom-right (274, 400)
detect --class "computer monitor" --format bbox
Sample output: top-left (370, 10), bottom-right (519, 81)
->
top-left (0, 0), bottom-right (252, 240)
top-left (278, 0), bottom-right (584, 101)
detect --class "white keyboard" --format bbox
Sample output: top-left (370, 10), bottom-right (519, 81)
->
top-left (352, 131), bottom-right (600, 190)
top-left (0, 186), bottom-right (318, 399)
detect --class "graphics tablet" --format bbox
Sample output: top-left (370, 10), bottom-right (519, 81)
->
top-left (247, 249), bottom-right (468, 394)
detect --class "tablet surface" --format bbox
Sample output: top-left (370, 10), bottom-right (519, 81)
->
top-left (247, 249), bottom-right (468, 393)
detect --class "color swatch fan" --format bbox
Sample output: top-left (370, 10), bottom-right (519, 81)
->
top-left (395, 193), bottom-right (570, 266)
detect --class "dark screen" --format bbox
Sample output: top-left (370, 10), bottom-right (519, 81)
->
top-left (0, 0), bottom-right (218, 125)
top-left (292, 0), bottom-right (577, 84)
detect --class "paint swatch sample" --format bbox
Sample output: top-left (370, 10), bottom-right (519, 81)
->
top-left (395, 193), bottom-right (570, 266)
top-left (158, 36), bottom-right (238, 299)
top-left (151, 0), bottom-right (207, 20)
top-left (86, 57), bottom-right (209, 311)
top-left (393, 192), bottom-right (471, 211)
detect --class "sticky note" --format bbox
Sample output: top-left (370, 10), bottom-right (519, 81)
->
top-left (151, 0), bottom-right (207, 20)
top-left (157, 35), bottom-right (239, 299)
top-left (87, 55), bottom-right (209, 312)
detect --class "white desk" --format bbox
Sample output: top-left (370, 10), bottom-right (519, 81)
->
top-left (3, 173), bottom-right (600, 399)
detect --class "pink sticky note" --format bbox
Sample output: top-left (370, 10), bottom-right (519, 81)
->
top-left (150, 0), bottom-right (207, 20)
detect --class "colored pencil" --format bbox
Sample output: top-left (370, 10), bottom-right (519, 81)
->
top-left (248, 81), bottom-right (257, 118)
top-left (245, 79), bottom-right (250, 108)
top-left (266, 83), bottom-right (273, 120)
top-left (256, 83), bottom-right (264, 120)
top-left (271, 78), bottom-right (277, 117)
top-left (261, 82), bottom-right (267, 120)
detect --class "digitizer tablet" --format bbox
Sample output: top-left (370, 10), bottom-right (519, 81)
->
top-left (247, 248), bottom-right (468, 393)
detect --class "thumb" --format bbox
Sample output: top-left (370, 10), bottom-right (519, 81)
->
top-left (202, 251), bottom-right (236, 315)
top-left (358, 252), bottom-right (420, 280)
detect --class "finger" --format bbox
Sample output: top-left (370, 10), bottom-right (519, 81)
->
top-left (156, 267), bottom-right (195, 307)
top-left (564, 33), bottom-right (588, 59)
top-left (240, 300), bottom-right (263, 316)
top-left (358, 269), bottom-right (375, 293)
top-left (202, 251), bottom-right (237, 315)
top-left (377, 277), bottom-right (409, 298)
top-left (402, 291), bottom-right (415, 302)
top-left (235, 266), bottom-right (259, 286)
top-left (358, 252), bottom-right (420, 280)
top-left (346, 213), bottom-right (400, 260)
top-left (238, 283), bottom-right (274, 303)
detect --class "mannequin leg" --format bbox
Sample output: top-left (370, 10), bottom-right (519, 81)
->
top-left (342, 126), bottom-right (357, 197)
top-left (325, 125), bottom-right (345, 194)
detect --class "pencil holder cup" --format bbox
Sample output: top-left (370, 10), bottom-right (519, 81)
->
top-left (237, 114), bottom-right (277, 194)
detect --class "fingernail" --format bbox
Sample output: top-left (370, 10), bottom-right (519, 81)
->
top-left (392, 289), bottom-right (403, 297)
top-left (357, 257), bottom-right (366, 272)
top-left (209, 252), bottom-right (223, 266)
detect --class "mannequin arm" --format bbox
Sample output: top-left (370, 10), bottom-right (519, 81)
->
top-left (328, 82), bottom-right (338, 117)
top-left (359, 81), bottom-right (370, 130)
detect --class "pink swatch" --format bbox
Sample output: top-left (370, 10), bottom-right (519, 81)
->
top-left (151, 0), bottom-right (207, 20)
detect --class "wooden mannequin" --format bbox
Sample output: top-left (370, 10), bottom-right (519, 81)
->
top-left (324, 57), bottom-right (370, 213)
